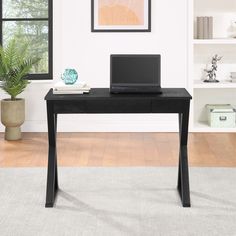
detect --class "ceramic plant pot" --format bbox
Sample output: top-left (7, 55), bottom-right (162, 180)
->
top-left (1, 99), bottom-right (25, 141)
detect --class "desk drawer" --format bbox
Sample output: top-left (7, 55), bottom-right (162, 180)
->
top-left (152, 100), bottom-right (186, 113)
top-left (86, 100), bottom-right (151, 113)
top-left (54, 101), bottom-right (86, 113)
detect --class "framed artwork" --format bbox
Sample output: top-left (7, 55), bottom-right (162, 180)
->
top-left (91, 0), bottom-right (151, 32)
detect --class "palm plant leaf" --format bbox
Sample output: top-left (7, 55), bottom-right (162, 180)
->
top-left (0, 39), bottom-right (40, 100)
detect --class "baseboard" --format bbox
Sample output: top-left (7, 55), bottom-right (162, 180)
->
top-left (0, 114), bottom-right (179, 132)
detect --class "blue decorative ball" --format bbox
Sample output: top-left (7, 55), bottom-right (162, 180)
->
top-left (61, 69), bottom-right (78, 85)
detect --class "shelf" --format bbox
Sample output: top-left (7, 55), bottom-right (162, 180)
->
top-left (193, 39), bottom-right (236, 45)
top-left (189, 0), bottom-right (236, 133)
top-left (193, 121), bottom-right (236, 132)
top-left (194, 80), bottom-right (236, 89)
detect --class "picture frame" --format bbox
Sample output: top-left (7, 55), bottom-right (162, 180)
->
top-left (91, 0), bottom-right (151, 32)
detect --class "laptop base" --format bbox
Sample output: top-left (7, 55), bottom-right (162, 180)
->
top-left (110, 86), bottom-right (162, 94)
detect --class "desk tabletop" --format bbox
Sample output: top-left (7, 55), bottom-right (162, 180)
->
top-left (45, 88), bottom-right (192, 101)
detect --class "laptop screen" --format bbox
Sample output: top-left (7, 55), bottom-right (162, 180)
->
top-left (111, 55), bottom-right (161, 86)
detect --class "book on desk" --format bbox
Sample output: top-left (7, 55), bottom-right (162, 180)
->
top-left (53, 81), bottom-right (91, 94)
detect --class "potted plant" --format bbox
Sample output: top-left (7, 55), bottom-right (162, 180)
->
top-left (0, 39), bottom-right (39, 140)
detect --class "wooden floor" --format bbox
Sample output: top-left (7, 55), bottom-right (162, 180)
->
top-left (0, 132), bottom-right (236, 167)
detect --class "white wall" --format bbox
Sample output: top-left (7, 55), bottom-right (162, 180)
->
top-left (0, 0), bottom-right (188, 132)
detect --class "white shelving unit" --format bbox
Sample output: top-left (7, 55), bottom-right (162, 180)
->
top-left (193, 39), bottom-right (236, 45)
top-left (194, 80), bottom-right (236, 89)
top-left (188, 0), bottom-right (236, 132)
top-left (194, 121), bottom-right (236, 133)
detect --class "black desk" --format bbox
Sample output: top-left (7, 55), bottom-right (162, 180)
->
top-left (45, 88), bottom-right (192, 208)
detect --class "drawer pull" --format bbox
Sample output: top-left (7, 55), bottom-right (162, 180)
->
top-left (219, 116), bottom-right (227, 121)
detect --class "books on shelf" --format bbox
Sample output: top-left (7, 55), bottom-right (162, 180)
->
top-left (208, 17), bottom-right (213, 39)
top-left (53, 81), bottom-right (91, 94)
top-left (196, 16), bottom-right (213, 39)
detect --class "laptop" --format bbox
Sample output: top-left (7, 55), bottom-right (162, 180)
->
top-left (110, 54), bottom-right (162, 94)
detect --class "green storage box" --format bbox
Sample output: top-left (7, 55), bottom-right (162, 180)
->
top-left (206, 104), bottom-right (236, 128)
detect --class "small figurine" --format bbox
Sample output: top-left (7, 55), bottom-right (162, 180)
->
top-left (204, 54), bottom-right (223, 83)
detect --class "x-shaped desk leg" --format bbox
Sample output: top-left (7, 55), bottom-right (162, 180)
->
top-left (177, 103), bottom-right (191, 207)
top-left (45, 102), bottom-right (58, 208)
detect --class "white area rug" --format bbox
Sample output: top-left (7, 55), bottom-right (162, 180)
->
top-left (0, 167), bottom-right (236, 236)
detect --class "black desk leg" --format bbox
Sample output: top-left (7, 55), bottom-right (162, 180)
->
top-left (45, 102), bottom-right (58, 208)
top-left (178, 103), bottom-right (191, 207)
top-left (54, 114), bottom-right (58, 191)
